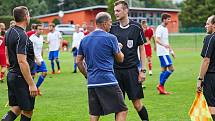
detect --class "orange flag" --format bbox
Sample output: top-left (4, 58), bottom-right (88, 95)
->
top-left (189, 92), bottom-right (213, 121)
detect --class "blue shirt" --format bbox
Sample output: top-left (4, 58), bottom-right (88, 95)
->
top-left (78, 29), bottom-right (120, 88)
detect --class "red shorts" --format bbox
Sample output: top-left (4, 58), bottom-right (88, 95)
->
top-left (144, 44), bottom-right (152, 57)
top-left (0, 53), bottom-right (6, 67)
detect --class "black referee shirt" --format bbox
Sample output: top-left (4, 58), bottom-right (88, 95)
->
top-left (201, 32), bottom-right (215, 73)
top-left (110, 20), bottom-right (146, 69)
top-left (5, 25), bottom-right (34, 75)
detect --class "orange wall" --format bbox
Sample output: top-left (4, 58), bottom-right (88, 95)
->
top-left (38, 9), bottom-right (179, 33)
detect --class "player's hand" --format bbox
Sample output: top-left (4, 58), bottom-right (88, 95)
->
top-left (118, 43), bottom-right (123, 50)
top-left (29, 84), bottom-right (38, 97)
top-left (154, 47), bottom-right (157, 52)
top-left (138, 71), bottom-right (146, 83)
top-left (196, 80), bottom-right (203, 93)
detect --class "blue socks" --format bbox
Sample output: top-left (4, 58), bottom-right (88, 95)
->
top-left (74, 63), bottom-right (77, 72)
top-left (51, 60), bottom-right (55, 72)
top-left (36, 75), bottom-right (45, 88)
top-left (160, 70), bottom-right (173, 86)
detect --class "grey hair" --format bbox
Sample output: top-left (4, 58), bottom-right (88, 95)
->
top-left (96, 12), bottom-right (111, 24)
top-left (209, 15), bottom-right (215, 24)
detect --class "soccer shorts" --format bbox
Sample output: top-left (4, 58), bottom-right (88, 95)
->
top-left (72, 47), bottom-right (78, 57)
top-left (159, 55), bottom-right (173, 67)
top-left (88, 85), bottom-right (127, 116)
top-left (48, 50), bottom-right (59, 60)
top-left (0, 53), bottom-right (6, 67)
top-left (7, 71), bottom-right (35, 111)
top-left (144, 44), bottom-right (152, 57)
top-left (32, 61), bottom-right (47, 75)
top-left (114, 67), bottom-right (144, 100)
top-left (203, 73), bottom-right (215, 107)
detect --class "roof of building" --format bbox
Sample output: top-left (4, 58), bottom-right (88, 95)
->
top-left (34, 5), bottom-right (181, 19)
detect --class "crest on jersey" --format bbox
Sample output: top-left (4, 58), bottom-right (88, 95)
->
top-left (127, 40), bottom-right (133, 48)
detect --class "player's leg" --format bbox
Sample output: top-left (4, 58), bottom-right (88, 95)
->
top-left (54, 51), bottom-right (60, 73)
top-left (145, 44), bottom-right (152, 76)
top-left (1, 106), bottom-right (21, 121)
top-left (90, 115), bottom-right (100, 121)
top-left (147, 56), bottom-right (152, 76)
top-left (0, 54), bottom-right (7, 82)
top-left (72, 48), bottom-right (78, 73)
top-left (49, 51), bottom-right (55, 74)
top-left (132, 99), bottom-right (148, 121)
top-left (36, 61), bottom-right (47, 88)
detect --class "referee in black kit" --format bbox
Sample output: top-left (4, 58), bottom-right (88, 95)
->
top-left (1, 6), bottom-right (38, 121)
top-left (110, 0), bottom-right (149, 121)
top-left (197, 15), bottom-right (215, 120)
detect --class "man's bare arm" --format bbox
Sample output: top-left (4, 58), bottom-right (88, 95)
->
top-left (76, 55), bottom-right (87, 78)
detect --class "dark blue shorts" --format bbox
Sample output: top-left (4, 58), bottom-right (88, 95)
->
top-left (49, 50), bottom-right (59, 60)
top-left (32, 61), bottom-right (47, 74)
top-left (72, 47), bottom-right (78, 57)
top-left (159, 55), bottom-right (173, 67)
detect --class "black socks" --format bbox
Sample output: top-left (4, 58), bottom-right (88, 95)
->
top-left (20, 114), bottom-right (31, 121)
top-left (138, 106), bottom-right (149, 121)
top-left (1, 110), bottom-right (17, 121)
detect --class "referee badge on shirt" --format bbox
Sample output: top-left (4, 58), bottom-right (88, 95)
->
top-left (127, 40), bottom-right (133, 48)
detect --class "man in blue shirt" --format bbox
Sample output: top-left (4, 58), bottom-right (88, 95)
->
top-left (77, 12), bottom-right (127, 121)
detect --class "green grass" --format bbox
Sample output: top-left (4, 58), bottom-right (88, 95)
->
top-left (0, 34), bottom-right (206, 121)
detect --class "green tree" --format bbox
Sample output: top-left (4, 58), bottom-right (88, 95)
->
top-left (180, 0), bottom-right (215, 27)
top-left (107, 0), bottom-right (116, 22)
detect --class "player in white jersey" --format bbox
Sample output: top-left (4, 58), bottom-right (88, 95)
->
top-left (47, 23), bottom-right (63, 74)
top-left (155, 13), bottom-right (176, 95)
top-left (71, 24), bottom-right (85, 73)
top-left (29, 24), bottom-right (47, 95)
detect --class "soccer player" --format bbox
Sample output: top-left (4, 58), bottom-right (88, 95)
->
top-left (197, 15), bottom-right (215, 120)
top-left (155, 13), bottom-right (176, 95)
top-left (2, 6), bottom-right (38, 121)
top-left (71, 24), bottom-right (84, 73)
top-left (29, 24), bottom-right (47, 95)
top-left (47, 23), bottom-right (63, 74)
top-left (10, 20), bottom-right (16, 28)
top-left (109, 1), bottom-right (149, 121)
top-left (82, 22), bottom-right (90, 36)
top-left (77, 12), bottom-right (127, 121)
top-left (141, 20), bottom-right (155, 76)
top-left (0, 23), bottom-right (7, 83)
top-left (26, 23), bottom-right (36, 37)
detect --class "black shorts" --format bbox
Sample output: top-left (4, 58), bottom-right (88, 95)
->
top-left (88, 85), bottom-right (128, 116)
top-left (114, 67), bottom-right (144, 100)
top-left (203, 73), bottom-right (215, 107)
top-left (7, 71), bottom-right (35, 111)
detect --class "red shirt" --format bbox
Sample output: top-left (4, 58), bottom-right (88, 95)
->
top-left (144, 27), bottom-right (154, 40)
top-left (0, 36), bottom-right (5, 54)
top-left (83, 30), bottom-right (89, 36)
top-left (26, 30), bottom-right (36, 37)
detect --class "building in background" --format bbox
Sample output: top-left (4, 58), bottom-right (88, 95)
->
top-left (34, 5), bottom-right (180, 33)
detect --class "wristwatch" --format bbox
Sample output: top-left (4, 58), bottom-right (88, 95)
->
top-left (140, 69), bottom-right (146, 73)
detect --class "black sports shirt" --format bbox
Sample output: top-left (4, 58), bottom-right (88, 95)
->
top-left (110, 20), bottom-right (146, 69)
top-left (201, 32), bottom-right (215, 73)
top-left (5, 26), bottom-right (34, 75)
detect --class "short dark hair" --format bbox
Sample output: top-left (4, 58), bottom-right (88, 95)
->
top-left (114, 0), bottom-right (129, 10)
top-left (13, 6), bottom-right (29, 22)
top-left (210, 15), bottom-right (215, 24)
top-left (141, 20), bottom-right (147, 25)
top-left (31, 23), bottom-right (37, 29)
top-left (161, 13), bottom-right (171, 22)
top-left (96, 12), bottom-right (111, 24)
top-left (35, 24), bottom-right (42, 30)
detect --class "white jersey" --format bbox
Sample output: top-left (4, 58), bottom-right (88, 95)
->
top-left (72, 31), bottom-right (84, 49)
top-left (155, 25), bottom-right (170, 56)
top-left (47, 31), bottom-right (62, 51)
top-left (29, 34), bottom-right (44, 62)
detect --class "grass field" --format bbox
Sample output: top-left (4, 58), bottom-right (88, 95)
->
top-left (0, 34), bottom-right (206, 121)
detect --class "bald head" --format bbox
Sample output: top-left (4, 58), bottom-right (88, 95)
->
top-left (96, 12), bottom-right (111, 25)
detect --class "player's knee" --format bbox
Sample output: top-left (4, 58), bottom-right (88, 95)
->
top-left (132, 100), bottom-right (142, 111)
top-left (42, 72), bottom-right (47, 77)
top-left (22, 111), bottom-right (33, 117)
top-left (11, 106), bottom-right (21, 115)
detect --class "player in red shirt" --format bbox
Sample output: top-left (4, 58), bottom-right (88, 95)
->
top-left (0, 23), bottom-right (7, 82)
top-left (82, 23), bottom-right (90, 36)
top-left (141, 20), bottom-right (155, 76)
top-left (26, 23), bottom-right (37, 37)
